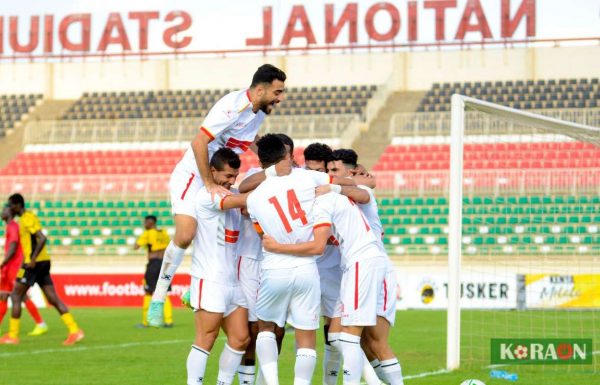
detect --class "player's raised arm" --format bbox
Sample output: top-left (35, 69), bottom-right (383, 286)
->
top-left (191, 128), bottom-right (230, 199)
top-left (262, 224), bottom-right (331, 256)
top-left (238, 171), bottom-right (266, 193)
top-left (219, 193), bottom-right (249, 210)
top-left (316, 185), bottom-right (370, 204)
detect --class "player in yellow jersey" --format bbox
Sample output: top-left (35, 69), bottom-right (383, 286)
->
top-left (134, 215), bottom-right (174, 328)
top-left (0, 193), bottom-right (84, 345)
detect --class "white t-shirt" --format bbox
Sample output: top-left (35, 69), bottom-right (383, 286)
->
top-left (312, 192), bottom-right (382, 268)
top-left (176, 89), bottom-right (264, 178)
top-left (357, 185), bottom-right (386, 255)
top-left (246, 168), bottom-right (331, 270)
top-left (237, 167), bottom-right (264, 261)
top-left (191, 187), bottom-right (242, 282)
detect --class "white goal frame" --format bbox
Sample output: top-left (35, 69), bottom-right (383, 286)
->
top-left (446, 94), bottom-right (600, 370)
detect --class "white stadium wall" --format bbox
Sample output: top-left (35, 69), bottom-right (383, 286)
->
top-left (0, 46), bottom-right (598, 98)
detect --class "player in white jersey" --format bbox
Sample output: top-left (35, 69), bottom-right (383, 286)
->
top-left (148, 64), bottom-right (286, 327)
top-left (237, 134), bottom-right (296, 385)
top-left (185, 148), bottom-right (251, 385)
top-left (246, 134), bottom-right (362, 385)
top-left (303, 143), bottom-right (383, 385)
top-left (262, 186), bottom-right (403, 385)
top-left (327, 149), bottom-right (404, 385)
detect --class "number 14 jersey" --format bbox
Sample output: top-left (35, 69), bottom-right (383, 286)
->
top-left (246, 168), bottom-right (331, 270)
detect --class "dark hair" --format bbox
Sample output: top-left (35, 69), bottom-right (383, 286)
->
top-left (251, 64), bottom-right (287, 88)
top-left (210, 147), bottom-right (241, 171)
top-left (332, 149), bottom-right (358, 168)
top-left (8, 193), bottom-right (25, 208)
top-left (304, 143), bottom-right (333, 163)
top-left (145, 215), bottom-right (157, 223)
top-left (256, 134), bottom-right (287, 168)
top-left (275, 133), bottom-right (294, 153)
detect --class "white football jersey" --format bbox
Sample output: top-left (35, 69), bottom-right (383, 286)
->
top-left (357, 185), bottom-right (386, 254)
top-left (176, 89), bottom-right (264, 178)
top-left (191, 187), bottom-right (242, 282)
top-left (237, 167), bottom-right (264, 261)
top-left (247, 168), bottom-right (331, 269)
top-left (313, 192), bottom-right (382, 267)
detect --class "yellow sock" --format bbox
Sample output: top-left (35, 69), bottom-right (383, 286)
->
top-left (60, 313), bottom-right (80, 334)
top-left (8, 317), bottom-right (20, 339)
top-left (163, 296), bottom-right (173, 325)
top-left (142, 294), bottom-right (151, 326)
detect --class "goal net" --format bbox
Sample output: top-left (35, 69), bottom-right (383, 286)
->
top-left (447, 94), bottom-right (600, 381)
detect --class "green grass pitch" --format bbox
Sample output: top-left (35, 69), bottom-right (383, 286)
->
top-left (0, 308), bottom-right (597, 384)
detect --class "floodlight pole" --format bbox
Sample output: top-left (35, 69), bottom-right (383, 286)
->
top-left (447, 94), bottom-right (465, 371)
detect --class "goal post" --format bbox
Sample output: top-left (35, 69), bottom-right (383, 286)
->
top-left (446, 94), bottom-right (600, 371)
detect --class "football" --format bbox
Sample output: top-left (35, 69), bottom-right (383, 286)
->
top-left (459, 380), bottom-right (486, 385)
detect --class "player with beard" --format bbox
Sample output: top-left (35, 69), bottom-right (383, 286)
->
top-left (148, 64), bottom-right (287, 326)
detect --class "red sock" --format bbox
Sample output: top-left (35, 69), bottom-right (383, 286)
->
top-left (24, 299), bottom-right (44, 324)
top-left (0, 300), bottom-right (7, 324)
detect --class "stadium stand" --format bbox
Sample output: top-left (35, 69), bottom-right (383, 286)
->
top-left (0, 94), bottom-right (43, 136)
top-left (0, 147), bottom-right (305, 176)
top-left (60, 85), bottom-right (377, 120)
top-left (0, 195), bottom-right (596, 257)
top-left (418, 78), bottom-right (599, 112)
top-left (373, 142), bottom-right (600, 171)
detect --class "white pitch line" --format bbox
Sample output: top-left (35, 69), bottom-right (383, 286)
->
top-left (0, 338), bottom-right (190, 358)
top-left (404, 368), bottom-right (451, 380)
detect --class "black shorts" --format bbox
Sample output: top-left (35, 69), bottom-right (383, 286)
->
top-left (144, 259), bottom-right (171, 294)
top-left (17, 261), bottom-right (53, 287)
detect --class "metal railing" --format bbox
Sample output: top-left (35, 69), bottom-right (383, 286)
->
top-left (372, 168), bottom-right (600, 197)
top-left (389, 108), bottom-right (600, 138)
top-left (23, 114), bottom-right (360, 145)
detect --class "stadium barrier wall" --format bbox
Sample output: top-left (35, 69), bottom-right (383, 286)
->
top-left (0, 46), bottom-right (598, 98)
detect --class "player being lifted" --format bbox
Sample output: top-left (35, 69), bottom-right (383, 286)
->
top-left (185, 148), bottom-right (250, 385)
top-left (148, 64), bottom-right (286, 326)
top-left (245, 134), bottom-right (361, 385)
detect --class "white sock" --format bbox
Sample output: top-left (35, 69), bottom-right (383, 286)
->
top-left (237, 364), bottom-right (255, 385)
top-left (152, 241), bottom-right (185, 302)
top-left (362, 352), bottom-right (383, 385)
top-left (255, 368), bottom-right (267, 385)
top-left (340, 332), bottom-right (363, 385)
top-left (187, 345), bottom-right (210, 385)
top-left (380, 358), bottom-right (404, 385)
top-left (294, 348), bottom-right (317, 385)
top-left (323, 333), bottom-right (341, 385)
top-left (217, 344), bottom-right (245, 385)
top-left (256, 331), bottom-right (279, 385)
top-left (371, 359), bottom-right (385, 381)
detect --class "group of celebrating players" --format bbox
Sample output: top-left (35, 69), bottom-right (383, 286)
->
top-left (145, 64), bottom-right (404, 385)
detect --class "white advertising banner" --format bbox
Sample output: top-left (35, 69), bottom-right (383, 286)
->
top-left (396, 269), bottom-right (517, 309)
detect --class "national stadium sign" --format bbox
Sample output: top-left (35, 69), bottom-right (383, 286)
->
top-left (0, 0), bottom-right (547, 58)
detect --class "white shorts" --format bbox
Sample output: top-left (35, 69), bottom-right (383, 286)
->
top-left (190, 276), bottom-right (247, 317)
top-left (239, 256), bottom-right (261, 322)
top-left (340, 256), bottom-right (387, 327)
top-left (318, 265), bottom-right (342, 319)
top-left (169, 167), bottom-right (202, 217)
top-left (256, 263), bottom-right (321, 330)
top-left (380, 262), bottom-right (398, 326)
